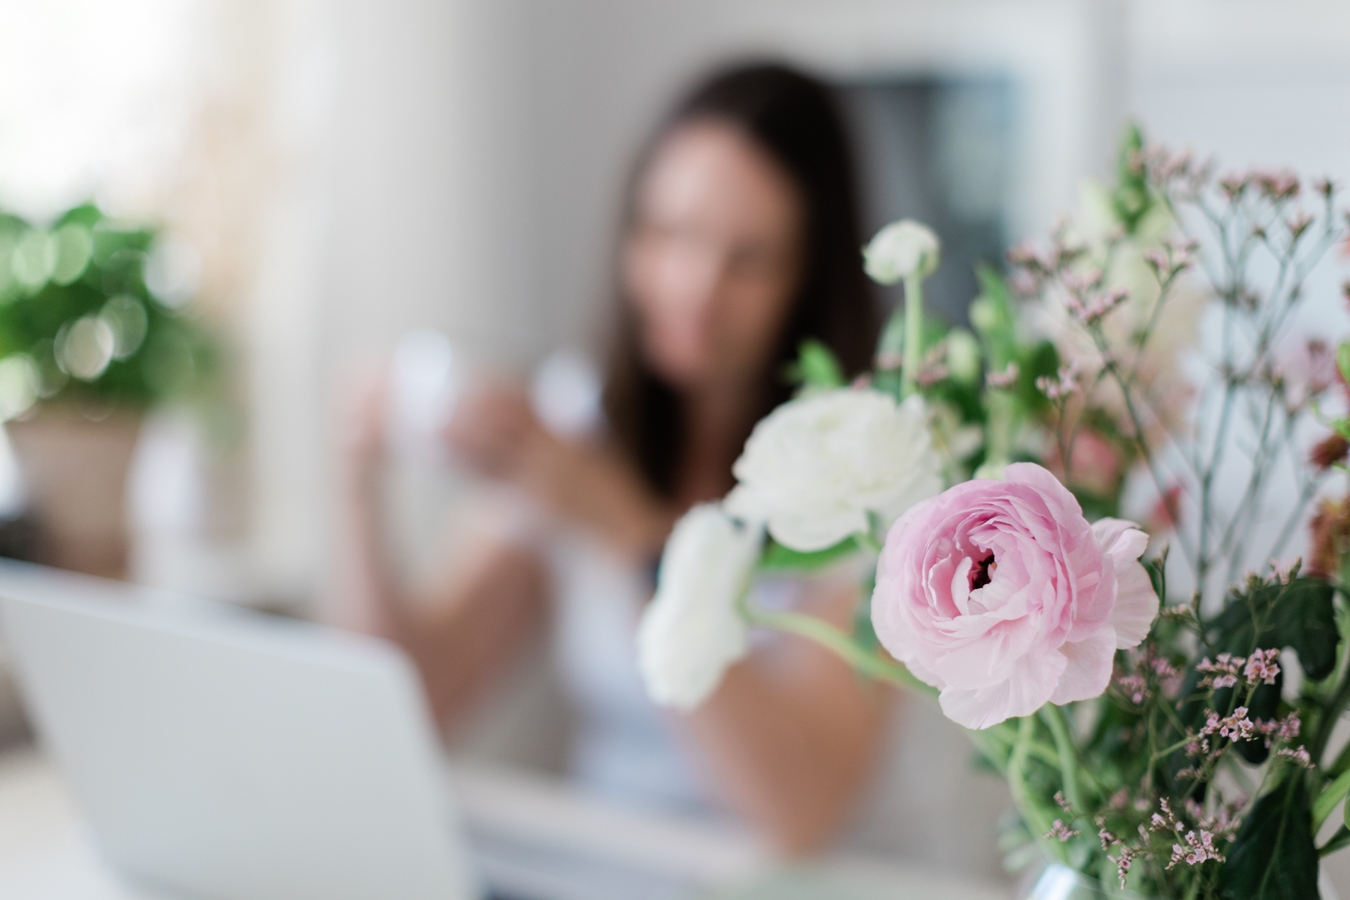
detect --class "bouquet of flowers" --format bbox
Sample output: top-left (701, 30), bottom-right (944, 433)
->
top-left (636, 127), bottom-right (1350, 900)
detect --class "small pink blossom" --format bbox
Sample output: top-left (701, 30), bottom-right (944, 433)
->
top-left (986, 362), bottom-right (1020, 389)
top-left (1278, 713), bottom-right (1301, 740)
top-left (1278, 746), bottom-right (1312, 767)
top-left (1287, 210), bottom-right (1314, 239)
top-left (1257, 170), bottom-right (1300, 200)
top-left (1111, 847), bottom-right (1139, 887)
top-left (1143, 248), bottom-right (1170, 275)
top-left (1243, 648), bottom-right (1281, 685)
top-left (875, 351), bottom-right (903, 371)
top-left (1219, 173), bottom-right (1250, 199)
top-left (1066, 287), bottom-right (1129, 325)
top-left (1117, 674), bottom-right (1148, 704)
top-left (1202, 707), bottom-right (1256, 742)
top-left (1197, 654), bottom-right (1242, 689)
top-left (1061, 268), bottom-right (1104, 293)
top-left (872, 463), bottom-right (1159, 729)
top-left (1037, 362), bottom-right (1082, 400)
top-left (1167, 830), bottom-right (1225, 869)
top-left (1006, 239), bottom-right (1047, 271)
top-left (1047, 819), bottom-right (1080, 842)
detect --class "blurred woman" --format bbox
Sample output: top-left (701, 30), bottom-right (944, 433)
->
top-left (335, 63), bottom-right (888, 854)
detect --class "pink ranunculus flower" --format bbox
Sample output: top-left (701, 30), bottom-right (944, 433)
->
top-left (871, 463), bottom-right (1158, 730)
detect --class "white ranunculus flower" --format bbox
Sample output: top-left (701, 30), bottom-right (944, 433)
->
top-left (862, 219), bottom-right (941, 284)
top-left (724, 390), bottom-right (943, 552)
top-left (637, 504), bottom-right (761, 711)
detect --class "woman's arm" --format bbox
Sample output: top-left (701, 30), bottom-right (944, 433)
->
top-left (681, 581), bottom-right (893, 855)
top-left (330, 376), bottom-right (548, 730)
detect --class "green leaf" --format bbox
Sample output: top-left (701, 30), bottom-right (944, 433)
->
top-left (759, 536), bottom-right (860, 573)
top-left (1322, 824), bottom-right (1350, 858)
top-left (1112, 123), bottom-right (1154, 235)
top-left (1337, 342), bottom-right (1350, 387)
top-left (1143, 554), bottom-right (1166, 605)
top-left (785, 339), bottom-right (846, 390)
top-left (1209, 577), bottom-right (1340, 680)
top-left (970, 264), bottom-right (1018, 368)
top-left (1222, 776), bottom-right (1320, 900)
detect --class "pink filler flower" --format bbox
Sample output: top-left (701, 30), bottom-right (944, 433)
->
top-left (872, 463), bottom-right (1159, 729)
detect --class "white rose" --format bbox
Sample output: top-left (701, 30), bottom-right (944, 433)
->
top-left (725, 390), bottom-right (943, 552)
top-left (637, 504), bottom-right (761, 711)
top-left (863, 219), bottom-right (941, 284)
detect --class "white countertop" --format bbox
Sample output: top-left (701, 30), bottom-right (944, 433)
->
top-left (0, 744), bottom-right (1006, 900)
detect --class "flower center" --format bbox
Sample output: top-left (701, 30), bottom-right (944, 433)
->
top-left (969, 553), bottom-right (996, 591)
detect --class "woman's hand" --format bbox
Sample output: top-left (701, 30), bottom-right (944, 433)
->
top-left (445, 380), bottom-right (675, 560)
top-left (338, 364), bottom-right (390, 495)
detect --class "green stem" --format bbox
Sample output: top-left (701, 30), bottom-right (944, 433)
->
top-left (1311, 666), bottom-right (1350, 764)
top-left (739, 602), bottom-right (936, 698)
top-left (1314, 768), bottom-right (1350, 833)
top-left (900, 273), bottom-right (924, 398)
top-left (1040, 704), bottom-right (1084, 815)
top-left (1009, 714), bottom-right (1064, 863)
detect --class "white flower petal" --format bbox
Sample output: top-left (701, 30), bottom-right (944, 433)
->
top-left (636, 505), bottom-right (761, 711)
top-left (766, 509), bottom-right (868, 553)
top-left (729, 389), bottom-right (944, 552)
top-left (863, 220), bottom-right (942, 284)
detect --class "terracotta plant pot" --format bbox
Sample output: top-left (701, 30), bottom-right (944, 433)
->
top-left (4, 409), bottom-right (143, 579)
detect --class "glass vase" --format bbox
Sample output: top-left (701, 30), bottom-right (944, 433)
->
top-left (1016, 862), bottom-right (1342, 900)
top-left (1015, 864), bottom-right (1152, 900)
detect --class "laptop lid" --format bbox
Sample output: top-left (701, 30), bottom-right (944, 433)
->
top-left (0, 561), bottom-right (483, 900)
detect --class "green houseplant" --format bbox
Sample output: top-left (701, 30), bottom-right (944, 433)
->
top-left (0, 202), bottom-right (214, 576)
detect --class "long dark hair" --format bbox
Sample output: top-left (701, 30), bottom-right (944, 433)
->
top-left (603, 62), bottom-right (877, 499)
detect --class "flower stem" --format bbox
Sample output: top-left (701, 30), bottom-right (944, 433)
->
top-left (1009, 714), bottom-right (1064, 864)
top-left (1040, 704), bottom-right (1084, 816)
top-left (900, 273), bottom-right (924, 398)
top-left (738, 600), bottom-right (935, 698)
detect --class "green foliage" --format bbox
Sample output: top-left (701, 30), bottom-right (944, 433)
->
top-left (969, 263), bottom-right (1020, 368)
top-left (0, 202), bottom-right (215, 416)
top-left (1111, 123), bottom-right (1155, 236)
top-left (785, 339), bottom-right (846, 391)
top-left (1210, 577), bottom-right (1340, 681)
top-left (1221, 776), bottom-right (1320, 900)
top-left (758, 536), bottom-right (860, 573)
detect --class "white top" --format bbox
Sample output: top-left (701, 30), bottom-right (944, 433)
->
top-left (547, 528), bottom-right (709, 812)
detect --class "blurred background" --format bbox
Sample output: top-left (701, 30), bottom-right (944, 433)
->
top-left (0, 0), bottom-right (1348, 797)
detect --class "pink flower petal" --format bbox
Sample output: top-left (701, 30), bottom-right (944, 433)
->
top-left (1091, 518), bottom-right (1159, 648)
top-left (1049, 628), bottom-right (1117, 705)
top-left (872, 464), bottom-right (1160, 729)
top-left (939, 648), bottom-right (1067, 729)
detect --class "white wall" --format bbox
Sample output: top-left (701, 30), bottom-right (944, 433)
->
top-left (249, 0), bottom-right (541, 594)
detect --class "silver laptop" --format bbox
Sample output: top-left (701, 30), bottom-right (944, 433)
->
top-left (0, 561), bottom-right (608, 900)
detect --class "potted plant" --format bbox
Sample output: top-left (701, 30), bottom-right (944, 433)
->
top-left (0, 203), bottom-right (214, 577)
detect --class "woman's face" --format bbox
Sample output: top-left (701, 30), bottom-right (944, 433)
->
top-left (624, 120), bottom-right (805, 391)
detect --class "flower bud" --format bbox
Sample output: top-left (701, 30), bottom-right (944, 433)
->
top-left (1311, 433), bottom-right (1349, 470)
top-left (863, 220), bottom-right (941, 284)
